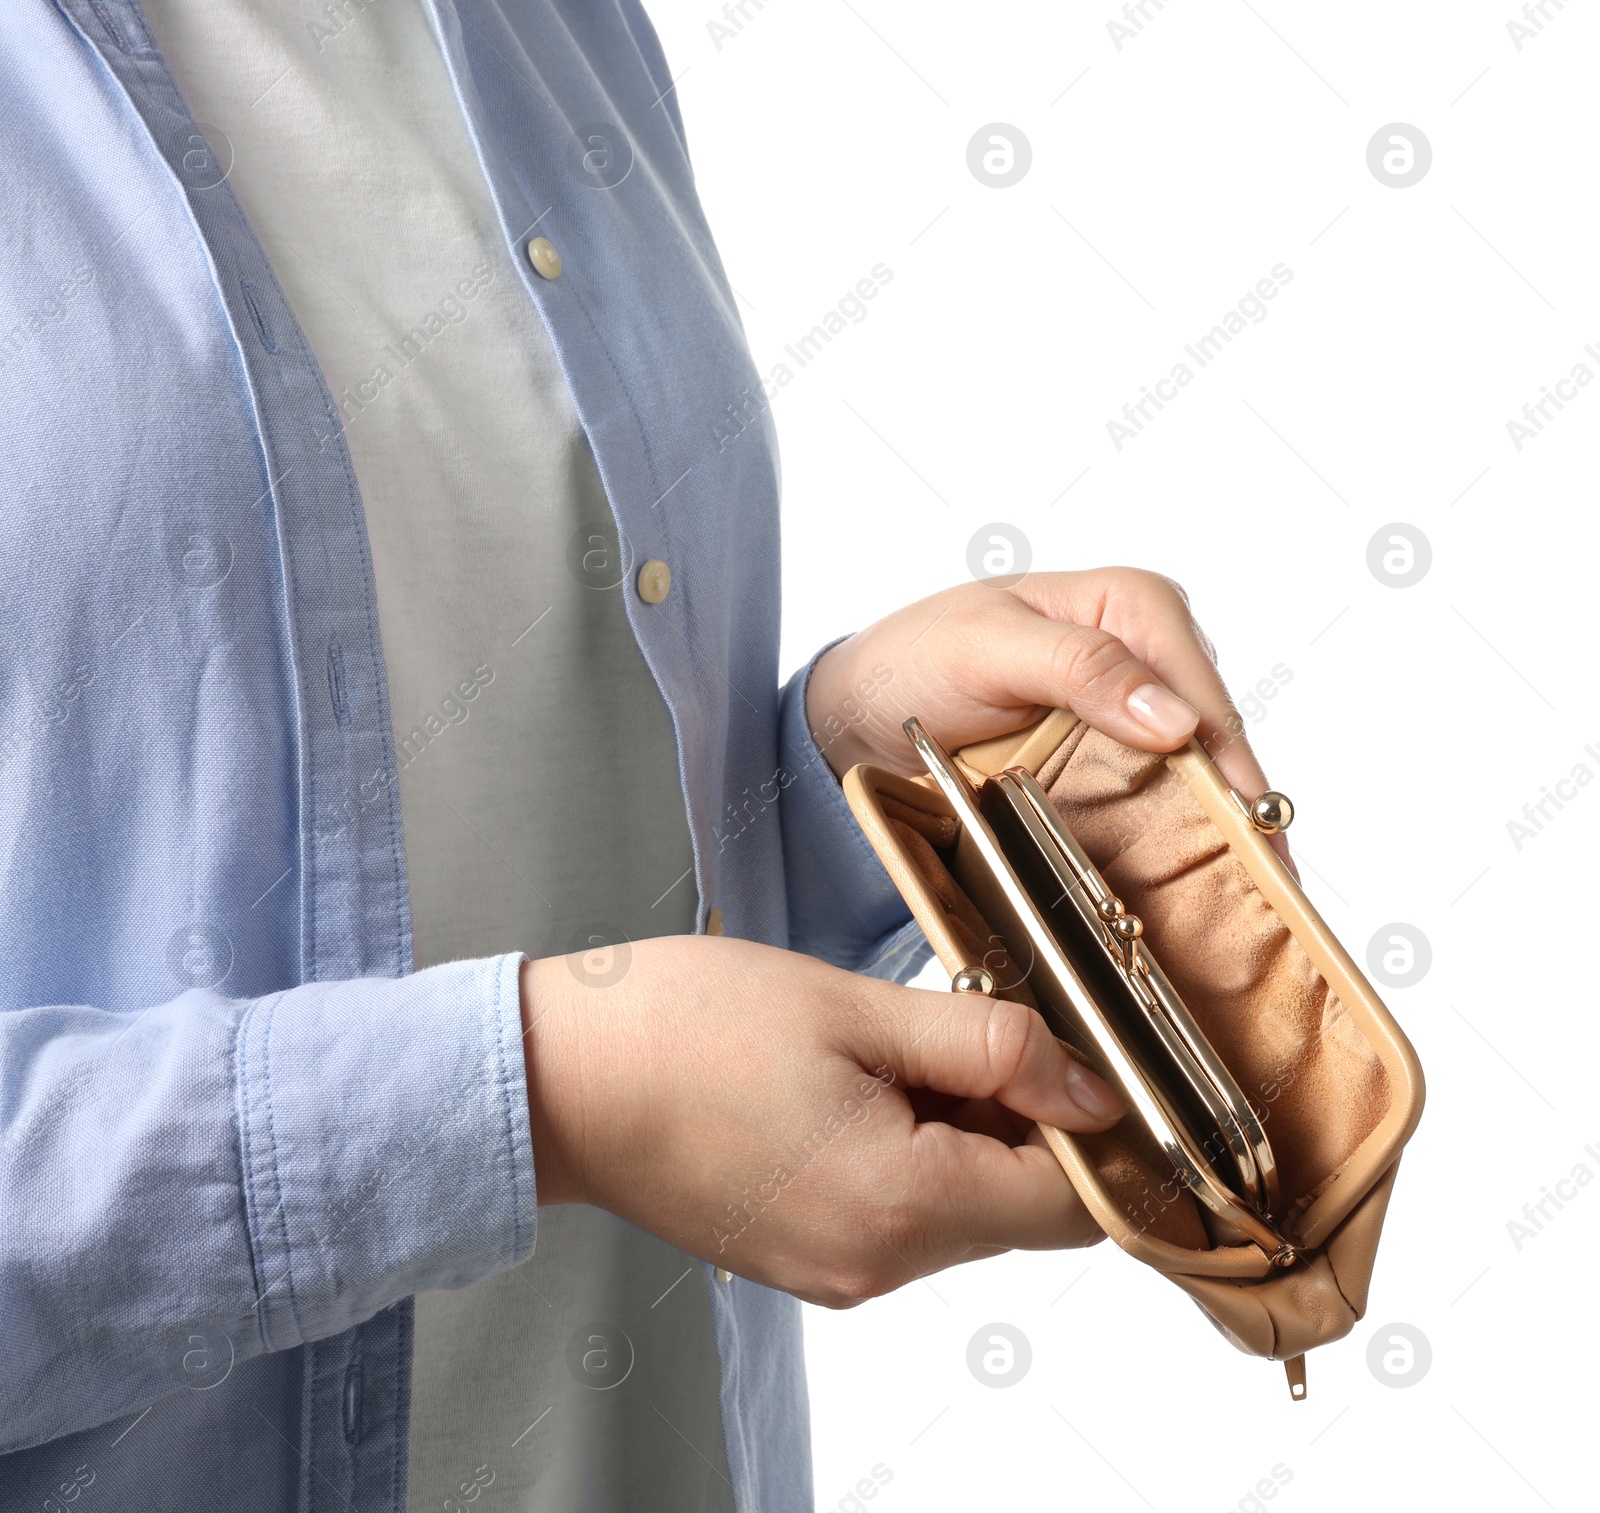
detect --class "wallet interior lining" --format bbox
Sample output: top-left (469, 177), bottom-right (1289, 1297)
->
top-left (890, 725), bottom-right (1393, 1255)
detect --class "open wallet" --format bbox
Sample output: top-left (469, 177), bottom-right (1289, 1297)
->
top-left (841, 710), bottom-right (1425, 1400)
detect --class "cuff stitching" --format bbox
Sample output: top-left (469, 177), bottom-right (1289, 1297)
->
top-left (231, 994), bottom-right (271, 1353)
top-left (259, 988), bottom-right (305, 1345)
top-left (490, 955), bottom-right (526, 1265)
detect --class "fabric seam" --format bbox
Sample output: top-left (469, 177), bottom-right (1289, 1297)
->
top-left (490, 953), bottom-right (525, 1262)
top-left (260, 988), bottom-right (305, 1343)
top-left (231, 995), bottom-right (271, 1352)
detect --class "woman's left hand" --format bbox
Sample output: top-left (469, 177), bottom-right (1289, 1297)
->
top-left (805, 567), bottom-right (1292, 865)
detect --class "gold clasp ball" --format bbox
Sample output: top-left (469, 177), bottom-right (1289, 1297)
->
top-left (1251, 791), bottom-right (1294, 835)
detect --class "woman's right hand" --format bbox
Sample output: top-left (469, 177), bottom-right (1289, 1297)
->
top-left (518, 933), bottom-right (1124, 1307)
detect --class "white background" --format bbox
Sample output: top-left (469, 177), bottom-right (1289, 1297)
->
top-left (647, 3), bottom-right (1598, 1510)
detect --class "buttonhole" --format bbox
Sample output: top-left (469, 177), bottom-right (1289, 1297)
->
top-left (342, 1360), bottom-right (363, 1443)
top-left (326, 643), bottom-right (351, 727)
top-left (240, 280), bottom-right (280, 354)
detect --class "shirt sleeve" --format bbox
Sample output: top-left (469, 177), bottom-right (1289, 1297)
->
top-left (775, 641), bottom-right (932, 984)
top-left (0, 952), bottom-right (534, 1454)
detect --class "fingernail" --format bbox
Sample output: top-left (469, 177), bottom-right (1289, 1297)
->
top-left (1064, 1058), bottom-right (1125, 1122)
top-left (1126, 682), bottom-right (1199, 744)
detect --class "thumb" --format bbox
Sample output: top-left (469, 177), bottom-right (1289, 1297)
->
top-left (1006, 615), bottom-right (1200, 750)
top-left (846, 986), bottom-right (1124, 1132)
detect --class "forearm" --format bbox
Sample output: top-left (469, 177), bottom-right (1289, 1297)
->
top-left (0, 954), bottom-right (530, 1452)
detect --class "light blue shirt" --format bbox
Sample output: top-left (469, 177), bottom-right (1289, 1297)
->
top-left (0, 2), bottom-right (929, 1508)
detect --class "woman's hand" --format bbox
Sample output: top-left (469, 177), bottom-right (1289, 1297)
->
top-left (520, 934), bottom-right (1122, 1307)
top-left (805, 567), bottom-right (1292, 865)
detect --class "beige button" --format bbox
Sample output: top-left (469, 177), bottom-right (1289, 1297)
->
top-left (636, 559), bottom-right (671, 604)
top-left (526, 237), bottom-right (562, 279)
top-left (715, 1267), bottom-right (733, 1283)
top-left (705, 906), bottom-right (724, 936)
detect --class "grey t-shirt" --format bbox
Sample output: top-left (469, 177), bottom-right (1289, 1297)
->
top-left (136, 2), bottom-right (735, 1508)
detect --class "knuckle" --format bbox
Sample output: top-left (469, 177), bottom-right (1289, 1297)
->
top-left (819, 1264), bottom-right (887, 1308)
top-left (1153, 571), bottom-right (1191, 609)
top-left (1098, 564), bottom-right (1154, 599)
top-left (823, 1292), bottom-right (867, 1312)
top-left (979, 997), bottom-right (1043, 1093)
top-left (1102, 565), bottom-right (1189, 614)
top-left (1049, 629), bottom-right (1138, 706)
top-left (1091, 564), bottom-right (1134, 595)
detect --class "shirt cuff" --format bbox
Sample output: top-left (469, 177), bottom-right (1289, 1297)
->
top-left (235, 950), bottom-right (535, 1351)
top-left (775, 642), bottom-right (931, 983)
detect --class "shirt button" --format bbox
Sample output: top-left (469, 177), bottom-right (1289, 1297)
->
top-left (526, 237), bottom-right (562, 279)
top-left (705, 906), bottom-right (724, 936)
top-left (637, 559), bottom-right (671, 604)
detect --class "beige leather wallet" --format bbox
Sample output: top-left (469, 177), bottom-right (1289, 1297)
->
top-left (843, 710), bottom-right (1425, 1399)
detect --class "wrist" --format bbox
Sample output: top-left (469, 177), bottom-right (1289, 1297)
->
top-left (804, 638), bottom-right (885, 780)
top-left (518, 956), bottom-right (583, 1207)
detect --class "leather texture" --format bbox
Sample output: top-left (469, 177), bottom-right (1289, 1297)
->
top-left (843, 711), bottom-right (1425, 1371)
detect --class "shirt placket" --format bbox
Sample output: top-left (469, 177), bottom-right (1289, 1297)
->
top-left (53, 1), bottom-right (419, 1506)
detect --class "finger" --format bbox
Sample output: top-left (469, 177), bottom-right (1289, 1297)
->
top-left (847, 988), bottom-right (1124, 1131)
top-left (1008, 569), bottom-right (1264, 787)
top-left (905, 1121), bottom-right (1105, 1252)
top-left (988, 603), bottom-right (1201, 755)
top-left (1102, 601), bottom-right (1300, 878)
top-left (1090, 588), bottom-right (1301, 878)
top-left (1007, 572), bottom-right (1298, 874)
